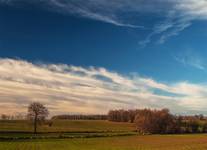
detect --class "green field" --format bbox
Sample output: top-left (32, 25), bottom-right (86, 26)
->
top-left (1, 120), bottom-right (207, 150)
top-left (1, 134), bottom-right (207, 150)
top-left (0, 120), bottom-right (136, 140)
top-left (0, 120), bottom-right (135, 132)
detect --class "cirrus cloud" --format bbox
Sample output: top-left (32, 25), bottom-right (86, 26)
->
top-left (1, 0), bottom-right (207, 45)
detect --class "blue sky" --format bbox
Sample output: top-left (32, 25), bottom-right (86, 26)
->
top-left (1, 0), bottom-right (207, 115)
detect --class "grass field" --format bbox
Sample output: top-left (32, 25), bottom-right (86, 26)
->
top-left (1, 134), bottom-right (207, 150)
top-left (0, 120), bottom-right (135, 132)
top-left (0, 120), bottom-right (136, 140)
top-left (1, 120), bottom-right (207, 150)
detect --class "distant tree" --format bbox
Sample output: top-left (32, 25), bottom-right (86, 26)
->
top-left (15, 113), bottom-right (24, 120)
top-left (135, 108), bottom-right (176, 134)
top-left (128, 109), bottom-right (140, 123)
top-left (1, 114), bottom-right (9, 120)
top-left (198, 114), bottom-right (204, 120)
top-left (27, 102), bottom-right (49, 134)
top-left (135, 109), bottom-right (155, 134)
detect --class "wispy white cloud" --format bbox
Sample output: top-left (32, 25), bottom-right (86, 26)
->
top-left (2, 0), bottom-right (207, 45)
top-left (47, 0), bottom-right (207, 45)
top-left (174, 49), bottom-right (206, 70)
top-left (140, 0), bottom-right (207, 45)
top-left (1, 58), bottom-right (207, 115)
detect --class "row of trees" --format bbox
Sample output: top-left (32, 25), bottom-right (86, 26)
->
top-left (1, 113), bottom-right (25, 120)
top-left (108, 109), bottom-right (139, 123)
top-left (2, 102), bottom-right (207, 134)
top-left (52, 114), bottom-right (107, 120)
top-left (108, 108), bottom-right (207, 134)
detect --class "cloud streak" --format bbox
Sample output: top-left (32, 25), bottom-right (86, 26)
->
top-left (0, 58), bottom-right (207, 115)
top-left (1, 0), bottom-right (207, 45)
top-left (174, 49), bottom-right (206, 70)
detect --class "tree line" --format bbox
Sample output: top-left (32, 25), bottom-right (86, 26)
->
top-left (108, 108), bottom-right (207, 134)
top-left (108, 109), bottom-right (139, 123)
top-left (52, 114), bottom-right (107, 120)
top-left (1, 113), bottom-right (25, 120)
top-left (2, 102), bottom-right (207, 134)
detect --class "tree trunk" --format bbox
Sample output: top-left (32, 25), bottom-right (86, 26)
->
top-left (34, 114), bottom-right (37, 134)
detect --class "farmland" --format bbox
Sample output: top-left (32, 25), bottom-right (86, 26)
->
top-left (1, 134), bottom-right (207, 150)
top-left (0, 120), bottom-right (135, 132)
top-left (1, 120), bottom-right (207, 150)
top-left (0, 120), bottom-right (136, 140)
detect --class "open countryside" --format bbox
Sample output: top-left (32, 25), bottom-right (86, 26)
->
top-left (1, 120), bottom-right (207, 150)
top-left (1, 106), bottom-right (207, 150)
top-left (1, 0), bottom-right (207, 149)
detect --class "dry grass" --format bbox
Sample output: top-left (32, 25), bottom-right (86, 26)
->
top-left (1, 134), bottom-right (207, 150)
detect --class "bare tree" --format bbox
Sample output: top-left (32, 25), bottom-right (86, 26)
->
top-left (1, 114), bottom-right (9, 120)
top-left (135, 108), bottom-right (176, 134)
top-left (27, 102), bottom-right (49, 134)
